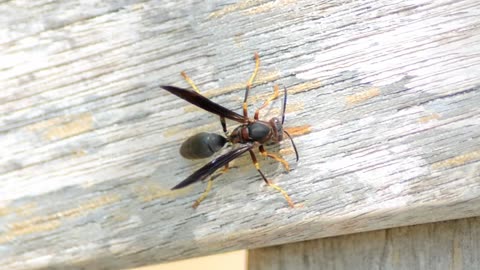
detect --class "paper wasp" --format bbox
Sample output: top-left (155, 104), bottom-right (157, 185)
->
top-left (161, 53), bottom-right (298, 208)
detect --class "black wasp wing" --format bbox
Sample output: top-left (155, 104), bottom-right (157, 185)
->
top-left (161, 85), bottom-right (245, 123)
top-left (171, 143), bottom-right (254, 190)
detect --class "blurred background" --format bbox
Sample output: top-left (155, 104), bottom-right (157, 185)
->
top-left (131, 251), bottom-right (246, 270)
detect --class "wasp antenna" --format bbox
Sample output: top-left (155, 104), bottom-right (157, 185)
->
top-left (281, 86), bottom-right (288, 124)
top-left (283, 130), bottom-right (299, 161)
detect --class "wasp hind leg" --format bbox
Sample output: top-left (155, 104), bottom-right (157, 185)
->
top-left (192, 165), bottom-right (229, 209)
top-left (248, 150), bottom-right (294, 208)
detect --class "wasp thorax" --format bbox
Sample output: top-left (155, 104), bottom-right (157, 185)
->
top-left (248, 122), bottom-right (271, 142)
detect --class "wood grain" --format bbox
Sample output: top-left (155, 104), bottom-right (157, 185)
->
top-left (248, 217), bottom-right (480, 270)
top-left (1, 0), bottom-right (480, 269)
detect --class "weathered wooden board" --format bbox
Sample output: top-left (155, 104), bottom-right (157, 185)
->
top-left (248, 217), bottom-right (480, 270)
top-left (1, 0), bottom-right (480, 269)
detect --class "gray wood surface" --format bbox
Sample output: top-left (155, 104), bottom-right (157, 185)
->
top-left (1, 0), bottom-right (480, 269)
top-left (248, 217), bottom-right (480, 270)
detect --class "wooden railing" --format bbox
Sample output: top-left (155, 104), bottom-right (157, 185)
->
top-left (1, 0), bottom-right (479, 269)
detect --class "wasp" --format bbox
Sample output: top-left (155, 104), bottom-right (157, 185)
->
top-left (161, 53), bottom-right (298, 208)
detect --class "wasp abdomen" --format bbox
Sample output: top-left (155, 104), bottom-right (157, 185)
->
top-left (180, 132), bottom-right (227, 159)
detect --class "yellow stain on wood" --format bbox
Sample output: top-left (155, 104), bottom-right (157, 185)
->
top-left (284, 125), bottom-right (312, 136)
top-left (0, 203), bottom-right (37, 217)
top-left (73, 149), bottom-right (87, 157)
top-left (268, 102), bottom-right (304, 116)
top-left (129, 3), bottom-right (145, 11)
top-left (419, 113), bottom-right (441, 123)
top-left (247, 0), bottom-right (297, 15)
top-left (28, 113), bottom-right (94, 141)
top-left (111, 213), bottom-right (130, 223)
top-left (289, 80), bottom-right (323, 94)
top-left (14, 202), bottom-right (37, 216)
top-left (208, 0), bottom-right (261, 19)
top-left (0, 195), bottom-right (119, 244)
top-left (45, 113), bottom-right (94, 140)
top-left (208, 0), bottom-right (297, 18)
top-left (346, 88), bottom-right (380, 105)
top-left (254, 71), bottom-right (281, 85)
top-left (135, 182), bottom-right (192, 202)
top-left (0, 220), bottom-right (62, 244)
top-left (279, 148), bottom-right (294, 156)
top-left (27, 117), bottom-right (65, 131)
top-left (432, 150), bottom-right (480, 169)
